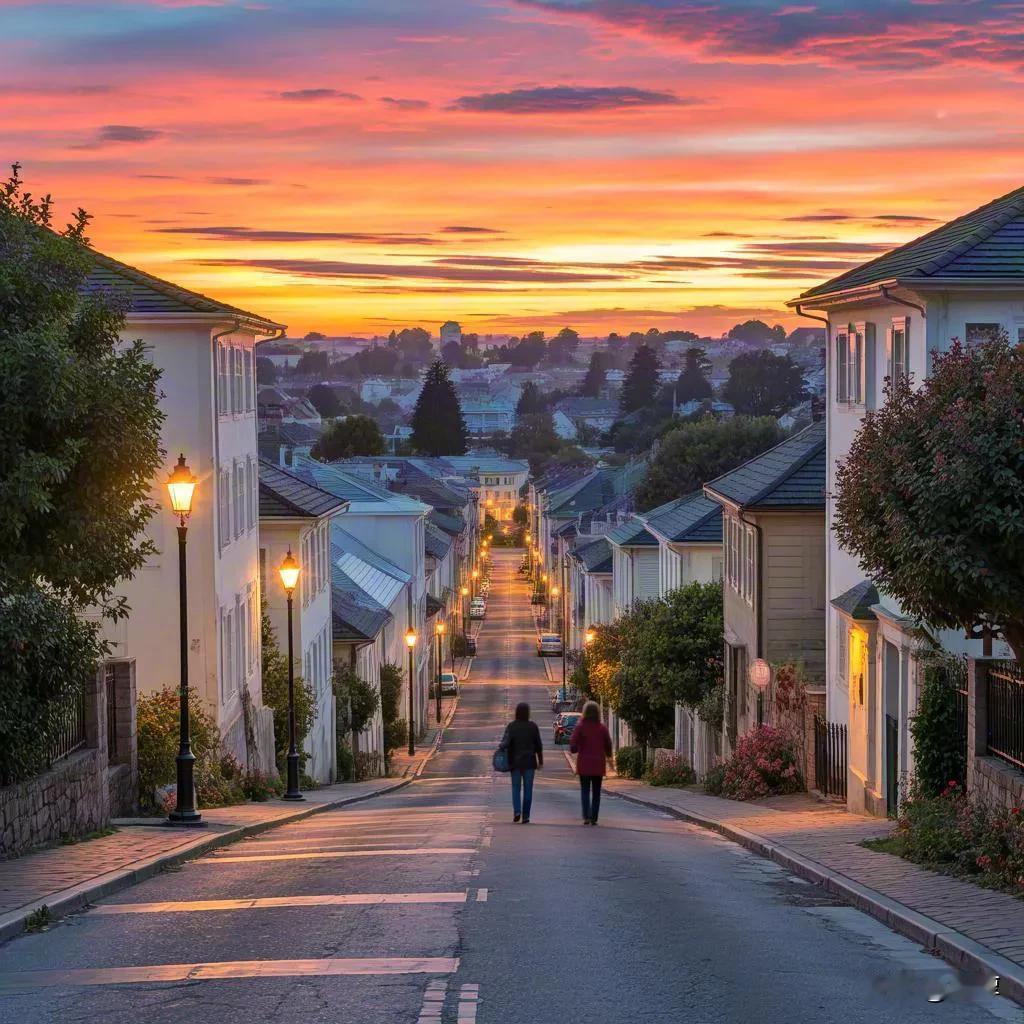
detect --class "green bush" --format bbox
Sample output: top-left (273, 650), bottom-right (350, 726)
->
top-left (385, 719), bottom-right (408, 754)
top-left (336, 741), bottom-right (355, 782)
top-left (646, 752), bottom-right (696, 787)
top-left (615, 745), bottom-right (646, 779)
top-left (910, 652), bottom-right (967, 797)
top-left (703, 762), bottom-right (726, 795)
top-left (261, 610), bottom-right (317, 775)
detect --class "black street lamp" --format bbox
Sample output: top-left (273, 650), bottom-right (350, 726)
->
top-left (435, 620), bottom-right (445, 724)
top-left (278, 549), bottom-right (304, 801)
top-left (165, 454), bottom-right (203, 827)
top-left (460, 584), bottom-right (470, 637)
top-left (405, 626), bottom-right (418, 756)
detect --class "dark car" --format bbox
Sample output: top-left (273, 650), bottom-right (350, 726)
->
top-left (464, 635), bottom-right (477, 656)
top-left (553, 713), bottom-right (581, 745)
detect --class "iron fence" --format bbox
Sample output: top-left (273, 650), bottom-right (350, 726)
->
top-left (987, 662), bottom-right (1024, 771)
top-left (814, 716), bottom-right (848, 799)
top-left (48, 688), bottom-right (87, 766)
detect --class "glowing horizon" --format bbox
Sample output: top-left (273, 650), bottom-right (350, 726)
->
top-left (3, 0), bottom-right (1022, 337)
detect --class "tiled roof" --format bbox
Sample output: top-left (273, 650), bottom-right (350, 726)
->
top-left (704, 422), bottom-right (825, 511)
top-left (831, 580), bottom-right (879, 621)
top-left (428, 509), bottom-right (466, 536)
top-left (424, 521), bottom-right (453, 559)
top-left (641, 492), bottom-right (723, 545)
top-left (331, 529), bottom-right (410, 586)
top-left (440, 455), bottom-right (529, 475)
top-left (84, 248), bottom-right (283, 329)
top-left (572, 537), bottom-right (613, 574)
top-left (795, 185), bottom-right (1024, 300)
top-left (258, 460), bottom-right (348, 519)
top-left (290, 458), bottom-right (429, 513)
top-left (606, 518), bottom-right (658, 547)
top-left (331, 565), bottom-right (393, 642)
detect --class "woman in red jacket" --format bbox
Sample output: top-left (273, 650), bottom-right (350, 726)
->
top-left (569, 700), bottom-right (613, 826)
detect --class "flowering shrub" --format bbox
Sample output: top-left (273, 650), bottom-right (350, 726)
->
top-left (646, 751), bottom-right (696, 787)
top-left (884, 783), bottom-right (1024, 894)
top-left (615, 745), bottom-right (646, 779)
top-left (717, 725), bottom-right (803, 801)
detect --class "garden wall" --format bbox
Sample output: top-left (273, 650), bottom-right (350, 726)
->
top-left (967, 658), bottom-right (1024, 811)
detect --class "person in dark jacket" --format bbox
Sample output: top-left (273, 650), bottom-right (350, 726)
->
top-left (504, 702), bottom-right (543, 823)
top-left (569, 700), bottom-right (612, 825)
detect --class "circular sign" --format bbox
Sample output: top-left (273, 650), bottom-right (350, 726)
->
top-left (748, 658), bottom-right (772, 691)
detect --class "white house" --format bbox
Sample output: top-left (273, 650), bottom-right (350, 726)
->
top-left (91, 249), bottom-right (283, 775)
top-left (441, 455), bottom-right (529, 523)
top-left (258, 461), bottom-right (348, 784)
top-left (788, 186), bottom-right (1021, 816)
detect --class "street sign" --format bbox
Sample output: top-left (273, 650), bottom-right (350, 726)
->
top-left (748, 658), bottom-right (772, 691)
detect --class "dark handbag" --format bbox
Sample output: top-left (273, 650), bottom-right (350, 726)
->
top-left (492, 725), bottom-right (511, 773)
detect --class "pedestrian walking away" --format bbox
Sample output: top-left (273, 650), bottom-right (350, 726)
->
top-left (570, 700), bottom-right (612, 825)
top-left (504, 701), bottom-right (543, 822)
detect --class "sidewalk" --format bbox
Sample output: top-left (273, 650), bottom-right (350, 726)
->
top-left (0, 694), bottom-right (458, 946)
top-left (606, 777), bottom-right (1024, 1005)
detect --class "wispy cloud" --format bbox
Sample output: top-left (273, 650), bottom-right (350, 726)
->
top-left (156, 224), bottom-right (443, 245)
top-left (450, 84), bottom-right (691, 113)
top-left (74, 123), bottom-right (164, 149)
top-left (279, 87), bottom-right (362, 101)
top-left (381, 96), bottom-right (430, 110)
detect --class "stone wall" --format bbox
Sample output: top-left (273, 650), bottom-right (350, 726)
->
top-left (967, 658), bottom-right (1024, 811)
top-left (0, 659), bottom-right (138, 859)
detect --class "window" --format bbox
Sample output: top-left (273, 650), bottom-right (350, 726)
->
top-left (218, 469), bottom-right (230, 549)
top-left (222, 606), bottom-right (235, 700)
top-left (888, 317), bottom-right (909, 385)
top-left (743, 524), bottom-right (755, 605)
top-left (217, 342), bottom-right (229, 416)
top-left (835, 330), bottom-right (849, 402)
top-left (246, 457), bottom-right (256, 531)
top-left (836, 616), bottom-right (848, 686)
top-left (233, 461), bottom-right (244, 539)
top-left (836, 324), bottom-right (873, 406)
top-left (966, 323), bottom-right (1002, 347)
top-left (233, 347), bottom-right (244, 412)
top-left (242, 346), bottom-right (253, 411)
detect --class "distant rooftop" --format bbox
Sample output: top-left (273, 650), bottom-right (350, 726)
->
top-left (258, 460), bottom-right (348, 520)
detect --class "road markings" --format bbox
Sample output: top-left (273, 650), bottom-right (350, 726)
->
top-left (475, 888), bottom-right (489, 902)
top-left (0, 957), bottom-right (460, 990)
top-left (418, 978), bottom-right (448, 1023)
top-left (92, 892), bottom-right (470, 915)
top-left (458, 983), bottom-right (480, 1024)
top-left (210, 847), bottom-right (476, 864)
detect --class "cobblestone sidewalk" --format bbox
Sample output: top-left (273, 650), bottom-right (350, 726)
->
top-left (606, 778), bottom-right (1024, 1004)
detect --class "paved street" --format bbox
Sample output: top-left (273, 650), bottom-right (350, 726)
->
top-left (0, 550), bottom-right (1019, 1023)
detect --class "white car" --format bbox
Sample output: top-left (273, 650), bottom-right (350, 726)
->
top-left (439, 672), bottom-right (459, 696)
top-left (537, 633), bottom-right (562, 657)
top-left (470, 598), bottom-right (486, 619)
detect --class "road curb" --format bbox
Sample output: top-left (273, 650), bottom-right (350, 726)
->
top-left (0, 776), bottom-right (415, 947)
top-left (605, 785), bottom-right (1024, 1006)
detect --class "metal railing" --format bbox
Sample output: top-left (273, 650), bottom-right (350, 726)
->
top-left (814, 716), bottom-right (848, 799)
top-left (986, 663), bottom-right (1024, 770)
top-left (48, 689), bottom-right (87, 766)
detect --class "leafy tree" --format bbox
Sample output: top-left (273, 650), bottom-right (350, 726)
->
top-left (834, 335), bottom-right (1024, 661)
top-left (261, 609), bottom-right (317, 774)
top-left (620, 344), bottom-right (660, 413)
top-left (635, 416), bottom-right (783, 510)
top-left (462, 332), bottom-right (480, 352)
top-left (722, 349), bottom-right (804, 417)
top-left (516, 381), bottom-right (546, 416)
top-left (502, 411), bottom-right (560, 476)
top-left (512, 504), bottom-right (529, 526)
top-left (256, 356), bottom-right (278, 385)
top-left (674, 347), bottom-right (712, 403)
top-left (1, 164), bottom-right (163, 618)
top-left (337, 345), bottom-right (400, 378)
top-left (441, 340), bottom-right (462, 368)
top-left (334, 664), bottom-right (380, 758)
top-left (728, 319), bottom-right (786, 344)
top-left (909, 650), bottom-right (967, 796)
top-left (307, 383), bottom-right (342, 419)
top-left (410, 360), bottom-right (467, 456)
top-left (548, 326), bottom-right (580, 365)
top-left (390, 327), bottom-right (432, 362)
top-left (507, 332), bottom-right (546, 368)
top-left (296, 350), bottom-right (329, 376)
top-left (312, 415), bottom-right (385, 460)
top-left (579, 350), bottom-right (608, 397)
top-left (303, 330), bottom-right (326, 341)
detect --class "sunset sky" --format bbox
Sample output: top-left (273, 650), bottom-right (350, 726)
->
top-left (3, 0), bottom-right (1023, 337)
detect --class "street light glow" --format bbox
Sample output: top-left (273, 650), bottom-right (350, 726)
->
top-left (436, 620), bottom-right (446, 635)
top-left (278, 548), bottom-right (301, 594)
top-left (166, 453), bottom-right (197, 520)
top-left (405, 626), bottom-right (418, 648)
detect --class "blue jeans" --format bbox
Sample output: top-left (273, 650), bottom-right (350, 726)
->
top-left (511, 768), bottom-right (535, 819)
top-left (580, 775), bottom-right (602, 822)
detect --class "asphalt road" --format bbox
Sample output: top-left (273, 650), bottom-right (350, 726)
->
top-left (0, 549), bottom-right (1019, 1023)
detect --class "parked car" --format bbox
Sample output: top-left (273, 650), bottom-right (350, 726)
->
top-left (470, 598), bottom-right (486, 619)
top-left (464, 635), bottom-right (477, 656)
top-left (439, 672), bottom-right (459, 696)
top-left (537, 633), bottom-right (562, 657)
top-left (553, 712), bottom-right (581, 745)
top-left (551, 687), bottom-right (576, 712)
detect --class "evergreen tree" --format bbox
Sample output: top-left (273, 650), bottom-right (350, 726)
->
top-left (674, 347), bottom-right (712, 403)
top-left (516, 381), bottom-right (546, 416)
top-left (410, 360), bottom-right (468, 455)
top-left (620, 344), bottom-right (660, 413)
top-left (307, 383), bottom-right (342, 419)
top-left (579, 350), bottom-right (608, 397)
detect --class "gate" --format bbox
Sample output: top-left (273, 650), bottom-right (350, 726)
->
top-left (814, 716), bottom-right (848, 800)
top-left (884, 714), bottom-right (899, 815)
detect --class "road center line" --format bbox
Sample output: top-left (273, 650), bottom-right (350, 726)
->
top-left (92, 892), bottom-right (470, 914)
top-left (0, 957), bottom-right (460, 990)
top-left (209, 847), bottom-right (476, 864)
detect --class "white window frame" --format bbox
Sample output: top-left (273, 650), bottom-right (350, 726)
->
top-left (965, 322), bottom-right (1002, 347)
top-left (218, 469), bottom-right (230, 550)
top-left (835, 329), bottom-right (849, 403)
top-left (887, 316), bottom-right (909, 387)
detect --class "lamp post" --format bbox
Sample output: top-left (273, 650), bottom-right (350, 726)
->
top-left (471, 567), bottom-right (479, 600)
top-left (560, 559), bottom-right (568, 690)
top-left (460, 584), bottom-right (470, 637)
top-left (405, 626), bottom-right (417, 757)
top-left (435, 620), bottom-right (445, 724)
top-left (166, 454), bottom-right (202, 827)
top-left (550, 584), bottom-right (559, 634)
top-left (278, 549), bottom-right (304, 801)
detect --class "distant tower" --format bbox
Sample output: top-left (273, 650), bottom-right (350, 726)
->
top-left (440, 321), bottom-right (462, 348)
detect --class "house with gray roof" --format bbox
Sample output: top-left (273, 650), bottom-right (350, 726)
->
top-left (258, 461), bottom-right (348, 783)
top-left (704, 421), bottom-right (827, 762)
top-left (787, 185), bottom-right (1024, 815)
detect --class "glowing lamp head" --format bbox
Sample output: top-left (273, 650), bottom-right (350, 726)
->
top-left (278, 548), bottom-right (301, 594)
top-left (166, 453), bottom-right (197, 519)
top-left (461, 585), bottom-right (469, 597)
top-left (542, 573), bottom-right (548, 584)
top-left (436, 620), bottom-right (446, 636)
top-left (472, 568), bottom-right (479, 580)
top-left (585, 629), bottom-right (596, 645)
top-left (551, 584), bottom-right (560, 598)
top-left (405, 627), bottom-right (418, 649)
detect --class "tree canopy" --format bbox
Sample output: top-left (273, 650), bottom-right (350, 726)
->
top-left (834, 335), bottom-right (1024, 661)
top-left (674, 347), bottom-right (712, 404)
top-left (307, 383), bottom-right (342, 419)
top-left (311, 414), bottom-right (385, 460)
top-left (728, 320), bottom-right (786, 344)
top-left (515, 381), bottom-right (546, 416)
top-left (722, 349), bottom-right (804, 417)
top-left (410, 360), bottom-right (467, 456)
top-left (296, 350), bottom-right (329, 377)
top-left (620, 344), bottom-right (660, 413)
top-left (635, 416), bottom-right (783, 511)
top-left (256, 356), bottom-right (277, 385)
top-left (547, 327), bottom-right (580, 365)
top-left (579, 350), bottom-right (608, 398)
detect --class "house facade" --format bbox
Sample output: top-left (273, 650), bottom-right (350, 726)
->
top-left (258, 461), bottom-right (348, 784)
top-left (788, 188), bottom-right (1024, 814)
top-left (441, 456), bottom-right (529, 523)
top-left (90, 250), bottom-right (284, 775)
